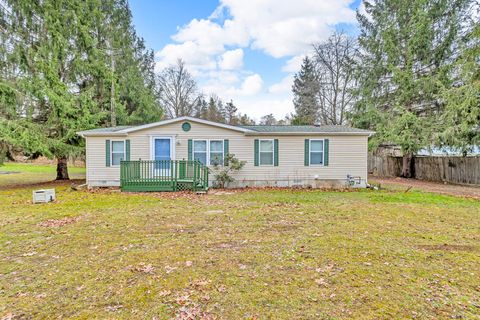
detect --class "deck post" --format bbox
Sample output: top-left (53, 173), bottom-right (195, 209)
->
top-left (192, 161), bottom-right (197, 192)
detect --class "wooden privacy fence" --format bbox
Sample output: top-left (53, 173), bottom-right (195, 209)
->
top-left (368, 154), bottom-right (480, 185)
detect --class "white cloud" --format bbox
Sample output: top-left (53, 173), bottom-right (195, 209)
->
top-left (219, 0), bottom-right (356, 57)
top-left (282, 55), bottom-right (306, 73)
top-left (232, 96), bottom-right (294, 120)
top-left (156, 0), bottom-right (356, 71)
top-left (268, 75), bottom-right (294, 94)
top-left (218, 49), bottom-right (244, 70)
top-left (154, 0), bottom-right (357, 116)
top-left (236, 74), bottom-right (263, 96)
top-left (201, 73), bottom-right (263, 98)
top-left (155, 41), bottom-right (218, 74)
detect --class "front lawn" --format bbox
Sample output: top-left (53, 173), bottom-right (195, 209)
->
top-left (0, 185), bottom-right (479, 319)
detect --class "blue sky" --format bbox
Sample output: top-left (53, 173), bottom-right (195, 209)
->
top-left (129, 0), bottom-right (362, 120)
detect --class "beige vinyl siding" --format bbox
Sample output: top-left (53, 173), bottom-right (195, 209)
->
top-left (85, 136), bottom-right (126, 186)
top-left (85, 121), bottom-right (368, 187)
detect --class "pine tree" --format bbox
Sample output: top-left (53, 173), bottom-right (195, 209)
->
top-left (205, 96), bottom-right (225, 123)
top-left (351, 0), bottom-right (471, 177)
top-left (224, 100), bottom-right (238, 125)
top-left (292, 56), bottom-right (320, 125)
top-left (238, 114), bottom-right (255, 125)
top-left (437, 12), bottom-right (480, 154)
top-left (193, 96), bottom-right (208, 119)
top-left (260, 114), bottom-right (278, 125)
top-left (0, 0), bottom-right (162, 178)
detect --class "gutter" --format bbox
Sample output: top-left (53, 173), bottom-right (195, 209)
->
top-left (243, 131), bottom-right (375, 137)
top-left (76, 132), bottom-right (128, 138)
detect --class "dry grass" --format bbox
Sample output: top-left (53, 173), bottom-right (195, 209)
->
top-left (0, 174), bottom-right (479, 319)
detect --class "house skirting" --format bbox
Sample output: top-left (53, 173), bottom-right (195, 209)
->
top-left (87, 178), bottom-right (366, 189)
top-left (227, 178), bottom-right (366, 188)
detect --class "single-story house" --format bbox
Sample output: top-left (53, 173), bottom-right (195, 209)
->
top-left (77, 116), bottom-right (374, 191)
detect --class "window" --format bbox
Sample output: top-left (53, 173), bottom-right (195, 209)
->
top-left (309, 139), bottom-right (324, 165)
top-left (193, 140), bottom-right (207, 165)
top-left (193, 139), bottom-right (225, 166)
top-left (259, 139), bottom-right (274, 165)
top-left (209, 140), bottom-right (224, 166)
top-left (111, 141), bottom-right (125, 166)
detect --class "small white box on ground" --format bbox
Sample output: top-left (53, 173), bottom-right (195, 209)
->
top-left (33, 189), bottom-right (56, 203)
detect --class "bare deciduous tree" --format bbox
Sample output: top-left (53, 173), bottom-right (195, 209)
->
top-left (260, 113), bottom-right (278, 125)
top-left (156, 59), bottom-right (199, 118)
top-left (313, 32), bottom-right (358, 125)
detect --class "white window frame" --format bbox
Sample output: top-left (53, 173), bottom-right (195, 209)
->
top-left (149, 136), bottom-right (175, 161)
top-left (309, 139), bottom-right (325, 166)
top-left (259, 139), bottom-right (274, 166)
top-left (110, 140), bottom-right (126, 166)
top-left (193, 139), bottom-right (225, 166)
top-left (193, 139), bottom-right (208, 165)
top-left (209, 140), bottom-right (224, 166)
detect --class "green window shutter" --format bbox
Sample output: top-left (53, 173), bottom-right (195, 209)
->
top-left (188, 139), bottom-right (193, 161)
top-left (105, 139), bottom-right (111, 167)
top-left (254, 139), bottom-right (259, 166)
top-left (224, 139), bottom-right (229, 166)
top-left (324, 139), bottom-right (329, 166)
top-left (304, 139), bottom-right (309, 166)
top-left (274, 139), bottom-right (279, 166)
top-left (125, 139), bottom-right (130, 161)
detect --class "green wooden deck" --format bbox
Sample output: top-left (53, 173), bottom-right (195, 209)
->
top-left (120, 160), bottom-right (209, 192)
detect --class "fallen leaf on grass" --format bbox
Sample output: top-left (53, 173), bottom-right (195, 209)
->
top-left (159, 290), bottom-right (171, 297)
top-left (1, 313), bottom-right (14, 320)
top-left (165, 265), bottom-right (177, 274)
top-left (176, 304), bottom-right (216, 320)
top-left (191, 279), bottom-right (211, 290)
top-left (175, 294), bottom-right (191, 306)
top-left (134, 264), bottom-right (155, 274)
top-left (38, 216), bottom-right (78, 228)
top-left (105, 304), bottom-right (123, 312)
top-left (315, 278), bottom-right (328, 287)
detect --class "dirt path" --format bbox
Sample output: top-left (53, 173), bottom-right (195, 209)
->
top-left (370, 176), bottom-right (480, 200)
top-left (0, 179), bottom-right (86, 191)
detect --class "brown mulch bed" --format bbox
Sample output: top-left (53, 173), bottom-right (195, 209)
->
top-left (370, 176), bottom-right (480, 200)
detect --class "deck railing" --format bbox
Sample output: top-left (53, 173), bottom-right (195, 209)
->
top-left (120, 160), bottom-right (209, 192)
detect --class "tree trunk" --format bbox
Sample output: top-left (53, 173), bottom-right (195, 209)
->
top-left (56, 156), bottom-right (70, 180)
top-left (401, 153), bottom-right (415, 178)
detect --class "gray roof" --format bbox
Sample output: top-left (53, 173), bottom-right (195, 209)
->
top-left (78, 126), bottom-right (133, 134)
top-left (240, 125), bottom-right (373, 134)
top-left (77, 117), bottom-right (374, 137)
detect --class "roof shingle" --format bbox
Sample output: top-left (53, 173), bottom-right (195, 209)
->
top-left (240, 125), bottom-right (373, 134)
